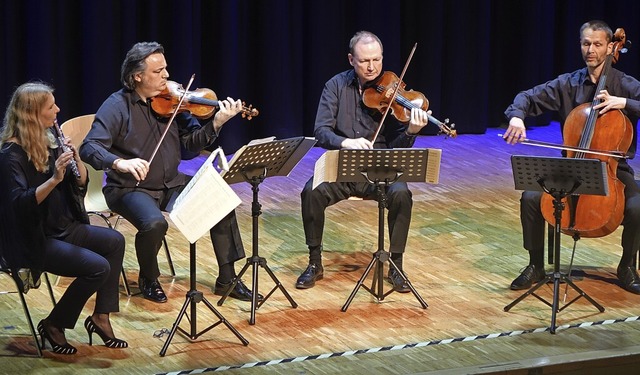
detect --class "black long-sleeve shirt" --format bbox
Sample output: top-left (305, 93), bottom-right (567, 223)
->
top-left (0, 142), bottom-right (88, 271)
top-left (504, 67), bottom-right (640, 158)
top-left (80, 89), bottom-right (218, 193)
top-left (314, 69), bottom-right (417, 150)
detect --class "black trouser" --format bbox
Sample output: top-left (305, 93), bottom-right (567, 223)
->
top-left (301, 177), bottom-right (413, 257)
top-left (106, 185), bottom-right (245, 281)
top-left (45, 224), bottom-right (125, 329)
top-left (520, 164), bottom-right (640, 268)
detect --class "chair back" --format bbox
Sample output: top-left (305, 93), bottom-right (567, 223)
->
top-left (60, 114), bottom-right (95, 149)
top-left (60, 115), bottom-right (109, 212)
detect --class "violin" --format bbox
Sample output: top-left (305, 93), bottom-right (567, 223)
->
top-left (540, 27), bottom-right (632, 238)
top-left (151, 80), bottom-right (259, 120)
top-left (363, 71), bottom-right (456, 138)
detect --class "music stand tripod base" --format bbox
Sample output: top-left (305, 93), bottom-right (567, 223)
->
top-left (160, 242), bottom-right (248, 356)
top-left (339, 160), bottom-right (428, 312)
top-left (504, 156), bottom-right (607, 333)
top-left (217, 137), bottom-right (314, 324)
top-left (341, 248), bottom-right (427, 311)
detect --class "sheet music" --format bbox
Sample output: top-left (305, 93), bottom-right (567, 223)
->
top-left (170, 148), bottom-right (241, 243)
top-left (312, 148), bottom-right (441, 188)
top-left (312, 151), bottom-right (338, 189)
top-left (424, 148), bottom-right (441, 184)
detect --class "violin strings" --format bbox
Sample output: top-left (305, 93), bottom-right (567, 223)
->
top-left (376, 85), bottom-right (451, 132)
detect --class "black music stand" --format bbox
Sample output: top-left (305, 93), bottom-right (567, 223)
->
top-left (217, 136), bottom-right (316, 324)
top-left (331, 148), bottom-right (440, 311)
top-left (159, 241), bottom-right (248, 356)
top-left (504, 155), bottom-right (607, 333)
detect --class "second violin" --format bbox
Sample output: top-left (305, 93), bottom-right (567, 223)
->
top-left (363, 71), bottom-right (456, 138)
top-left (151, 81), bottom-right (259, 120)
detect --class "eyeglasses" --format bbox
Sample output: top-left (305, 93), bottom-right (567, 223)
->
top-left (153, 328), bottom-right (170, 339)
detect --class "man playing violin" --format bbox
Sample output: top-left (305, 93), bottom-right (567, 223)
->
top-left (503, 20), bottom-right (640, 294)
top-left (296, 31), bottom-right (430, 291)
top-left (80, 42), bottom-right (262, 303)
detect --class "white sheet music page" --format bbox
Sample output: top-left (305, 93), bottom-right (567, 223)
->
top-left (312, 150), bottom-right (339, 189)
top-left (170, 148), bottom-right (241, 243)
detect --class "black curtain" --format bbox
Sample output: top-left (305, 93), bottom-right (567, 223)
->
top-left (2, 0), bottom-right (640, 153)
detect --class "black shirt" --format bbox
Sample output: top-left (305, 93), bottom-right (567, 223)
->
top-left (80, 89), bottom-right (219, 194)
top-left (314, 69), bottom-right (417, 150)
top-left (505, 67), bottom-right (640, 158)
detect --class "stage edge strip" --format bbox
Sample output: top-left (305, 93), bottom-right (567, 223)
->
top-left (157, 315), bottom-right (640, 374)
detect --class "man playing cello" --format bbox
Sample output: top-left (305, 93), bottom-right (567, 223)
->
top-left (503, 20), bottom-right (640, 294)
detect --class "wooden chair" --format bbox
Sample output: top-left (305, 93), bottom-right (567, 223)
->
top-left (60, 115), bottom-right (175, 296)
top-left (0, 257), bottom-right (56, 357)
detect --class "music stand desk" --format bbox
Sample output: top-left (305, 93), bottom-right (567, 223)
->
top-left (218, 136), bottom-right (315, 325)
top-left (505, 155), bottom-right (607, 333)
top-left (316, 148), bottom-right (441, 311)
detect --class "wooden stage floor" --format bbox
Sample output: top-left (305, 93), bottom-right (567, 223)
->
top-left (2, 123), bottom-right (640, 374)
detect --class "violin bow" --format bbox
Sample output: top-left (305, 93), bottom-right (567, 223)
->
top-left (148, 74), bottom-right (195, 165)
top-left (370, 42), bottom-right (418, 143)
top-left (499, 134), bottom-right (629, 159)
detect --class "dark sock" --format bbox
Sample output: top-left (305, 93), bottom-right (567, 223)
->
top-left (390, 253), bottom-right (403, 271)
top-left (309, 245), bottom-right (322, 265)
top-left (619, 248), bottom-right (635, 269)
top-left (529, 250), bottom-right (544, 269)
top-left (218, 263), bottom-right (235, 284)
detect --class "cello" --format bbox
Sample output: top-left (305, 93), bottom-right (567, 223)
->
top-left (540, 28), bottom-right (633, 238)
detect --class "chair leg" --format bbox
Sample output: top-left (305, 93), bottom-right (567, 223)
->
top-left (121, 268), bottom-right (131, 296)
top-left (88, 211), bottom-right (112, 228)
top-left (163, 237), bottom-right (176, 277)
top-left (113, 215), bottom-right (122, 230)
top-left (119, 241), bottom-right (173, 296)
top-left (43, 273), bottom-right (56, 305)
top-left (16, 288), bottom-right (43, 357)
top-left (2, 270), bottom-right (45, 357)
top-left (86, 211), bottom-right (135, 294)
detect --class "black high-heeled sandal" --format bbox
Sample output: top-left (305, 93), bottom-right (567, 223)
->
top-left (84, 316), bottom-right (128, 348)
top-left (37, 320), bottom-right (77, 355)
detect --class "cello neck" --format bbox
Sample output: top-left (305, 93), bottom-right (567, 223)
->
top-left (578, 53), bottom-right (616, 153)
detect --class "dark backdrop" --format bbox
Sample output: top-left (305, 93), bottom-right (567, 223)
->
top-left (2, 0), bottom-right (640, 153)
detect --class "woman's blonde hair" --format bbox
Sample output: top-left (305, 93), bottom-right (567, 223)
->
top-left (1, 82), bottom-right (54, 173)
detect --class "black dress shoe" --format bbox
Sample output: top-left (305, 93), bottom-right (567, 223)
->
top-left (617, 266), bottom-right (640, 294)
top-left (296, 263), bottom-right (323, 289)
top-left (214, 279), bottom-right (263, 302)
top-left (387, 268), bottom-right (411, 293)
top-left (510, 264), bottom-right (546, 290)
top-left (138, 277), bottom-right (168, 303)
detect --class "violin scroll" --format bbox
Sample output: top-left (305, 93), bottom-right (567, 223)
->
top-left (239, 103), bottom-right (259, 120)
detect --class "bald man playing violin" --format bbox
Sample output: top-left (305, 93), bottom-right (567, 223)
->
top-left (296, 31), bottom-right (430, 292)
top-left (503, 20), bottom-right (640, 294)
top-left (80, 41), bottom-right (262, 303)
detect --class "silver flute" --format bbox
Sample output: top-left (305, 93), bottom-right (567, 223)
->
top-left (52, 119), bottom-right (81, 178)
